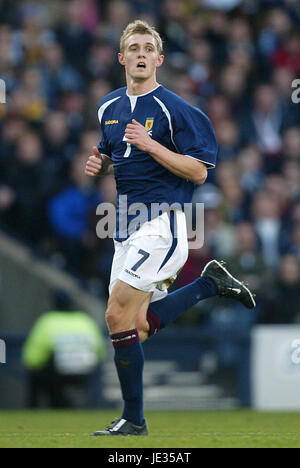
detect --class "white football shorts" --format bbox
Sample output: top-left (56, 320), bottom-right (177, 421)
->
top-left (109, 209), bottom-right (189, 303)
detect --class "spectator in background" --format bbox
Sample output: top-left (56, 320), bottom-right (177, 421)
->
top-left (42, 111), bottom-right (74, 162)
top-left (18, 1), bottom-right (54, 64)
top-left (272, 31), bottom-right (300, 75)
top-left (84, 79), bottom-right (113, 129)
top-left (194, 181), bottom-right (237, 260)
top-left (258, 7), bottom-right (292, 60)
top-left (272, 67), bottom-right (300, 127)
top-left (2, 130), bottom-right (49, 243)
top-left (40, 42), bottom-right (84, 108)
top-left (239, 84), bottom-right (283, 156)
top-left (80, 0), bottom-right (100, 33)
top-left (282, 126), bottom-right (300, 160)
top-left (79, 129), bottom-right (102, 154)
top-left (98, 0), bottom-right (133, 48)
top-left (22, 289), bottom-right (106, 408)
top-left (55, 0), bottom-right (93, 72)
top-left (204, 206), bottom-right (237, 259)
top-left (237, 145), bottom-right (265, 195)
top-left (226, 221), bottom-right (267, 296)
top-left (0, 117), bottom-right (28, 230)
top-left (0, 117), bottom-right (28, 171)
top-left (42, 111), bottom-right (77, 191)
top-left (264, 173), bottom-right (290, 215)
top-left (59, 89), bottom-right (86, 141)
top-left (280, 199), bottom-right (300, 257)
top-left (206, 94), bottom-right (232, 127)
top-left (219, 64), bottom-right (248, 114)
top-left (159, 0), bottom-right (187, 53)
top-left (291, 200), bottom-right (300, 227)
top-left (282, 159), bottom-right (300, 202)
top-left (251, 190), bottom-right (283, 270)
top-left (169, 72), bottom-right (198, 106)
top-left (187, 39), bottom-right (214, 99)
top-left (289, 223), bottom-right (300, 261)
top-left (226, 16), bottom-right (255, 58)
top-left (0, 25), bottom-right (22, 80)
top-left (20, 66), bottom-right (47, 123)
top-left (48, 152), bottom-right (102, 275)
top-left (216, 161), bottom-right (246, 223)
top-left (260, 255), bottom-right (300, 324)
top-left (86, 40), bottom-right (116, 82)
top-left (214, 118), bottom-right (240, 161)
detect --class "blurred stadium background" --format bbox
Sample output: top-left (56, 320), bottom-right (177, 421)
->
top-left (0, 0), bottom-right (300, 413)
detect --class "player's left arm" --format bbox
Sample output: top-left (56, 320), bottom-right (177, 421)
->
top-left (125, 120), bottom-right (208, 185)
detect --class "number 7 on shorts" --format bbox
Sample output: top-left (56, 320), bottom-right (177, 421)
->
top-left (131, 249), bottom-right (150, 272)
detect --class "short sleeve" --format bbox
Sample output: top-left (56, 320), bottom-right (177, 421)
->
top-left (97, 101), bottom-right (112, 159)
top-left (172, 104), bottom-right (218, 168)
top-left (97, 130), bottom-right (112, 159)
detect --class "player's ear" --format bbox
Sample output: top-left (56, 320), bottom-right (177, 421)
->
top-left (156, 55), bottom-right (164, 68)
top-left (118, 53), bottom-right (126, 66)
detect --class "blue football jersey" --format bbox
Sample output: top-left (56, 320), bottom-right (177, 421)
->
top-left (97, 85), bottom-right (218, 240)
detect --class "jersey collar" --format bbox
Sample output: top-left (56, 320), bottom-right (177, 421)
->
top-left (126, 84), bottom-right (161, 98)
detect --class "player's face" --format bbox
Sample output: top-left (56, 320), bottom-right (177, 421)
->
top-left (118, 34), bottom-right (164, 81)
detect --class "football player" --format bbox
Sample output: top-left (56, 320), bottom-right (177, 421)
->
top-left (85, 20), bottom-right (256, 436)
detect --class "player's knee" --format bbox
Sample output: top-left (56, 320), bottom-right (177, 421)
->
top-left (136, 328), bottom-right (149, 343)
top-left (105, 296), bottom-right (137, 333)
top-left (135, 314), bottom-right (150, 343)
top-left (105, 302), bottom-right (123, 331)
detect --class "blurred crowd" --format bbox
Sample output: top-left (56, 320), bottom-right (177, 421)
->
top-left (0, 0), bottom-right (299, 323)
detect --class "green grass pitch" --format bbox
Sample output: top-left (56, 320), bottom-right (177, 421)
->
top-left (0, 410), bottom-right (300, 448)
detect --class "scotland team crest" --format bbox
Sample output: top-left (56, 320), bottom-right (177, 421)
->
top-left (145, 118), bottom-right (154, 132)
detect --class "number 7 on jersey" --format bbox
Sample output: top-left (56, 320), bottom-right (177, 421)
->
top-left (123, 134), bottom-right (132, 158)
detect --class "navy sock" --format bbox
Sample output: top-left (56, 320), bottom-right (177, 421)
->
top-left (147, 277), bottom-right (217, 335)
top-left (111, 329), bottom-right (144, 426)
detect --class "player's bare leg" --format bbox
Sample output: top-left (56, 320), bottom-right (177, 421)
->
top-left (105, 279), bottom-right (152, 334)
top-left (135, 301), bottom-right (151, 343)
top-left (93, 280), bottom-right (151, 436)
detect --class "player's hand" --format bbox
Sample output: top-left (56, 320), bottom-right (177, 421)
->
top-left (85, 146), bottom-right (104, 177)
top-left (125, 119), bottom-right (153, 152)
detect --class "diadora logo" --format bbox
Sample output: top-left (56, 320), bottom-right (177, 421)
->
top-left (124, 269), bottom-right (141, 279)
top-left (105, 120), bottom-right (119, 125)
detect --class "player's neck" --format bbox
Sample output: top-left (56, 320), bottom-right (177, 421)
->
top-left (126, 77), bottom-right (159, 96)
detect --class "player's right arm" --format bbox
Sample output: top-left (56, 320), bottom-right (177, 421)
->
top-left (85, 146), bottom-right (114, 177)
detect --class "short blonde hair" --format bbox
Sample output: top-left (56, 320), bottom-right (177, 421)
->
top-left (120, 20), bottom-right (163, 55)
